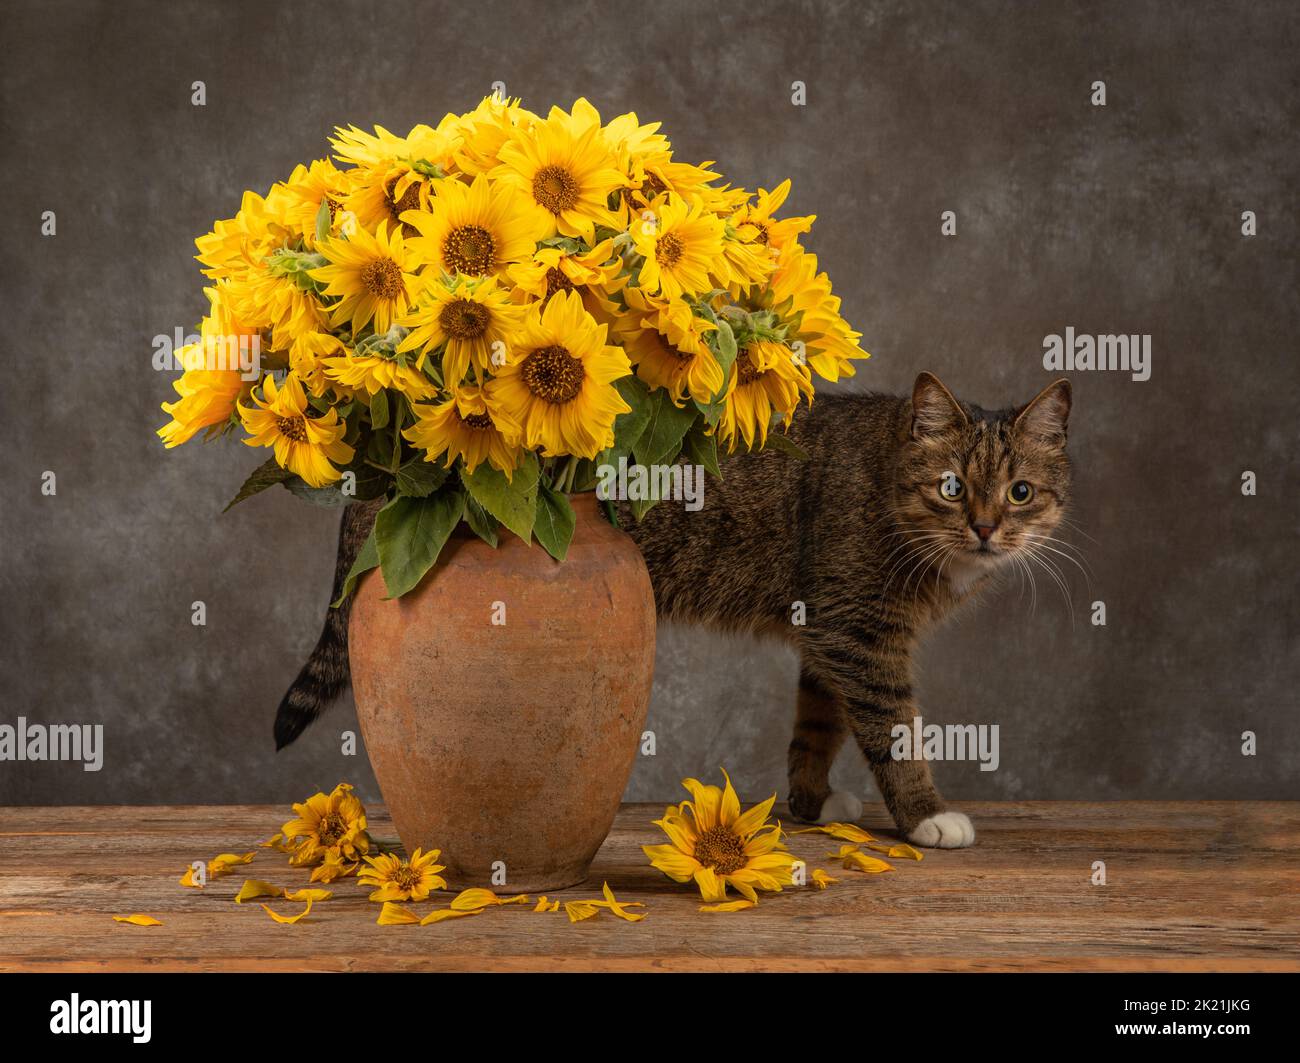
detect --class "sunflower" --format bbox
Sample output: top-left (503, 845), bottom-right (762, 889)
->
top-left (397, 274), bottom-right (527, 383)
top-left (157, 288), bottom-right (260, 447)
top-left (617, 289), bottom-right (723, 407)
top-left (764, 245), bottom-right (867, 383)
top-left (508, 237), bottom-right (624, 308)
top-left (402, 173), bottom-right (539, 280)
top-left (239, 372), bottom-right (356, 487)
top-left (322, 352), bottom-right (436, 400)
top-left (288, 330), bottom-right (347, 397)
top-left (225, 265), bottom-right (327, 352)
top-left (280, 782), bottom-right (371, 866)
top-left (631, 194), bottom-right (725, 301)
top-left (357, 847), bottom-right (448, 903)
top-left (730, 180), bottom-right (814, 256)
top-left (309, 221), bottom-right (422, 337)
top-left (717, 340), bottom-right (814, 452)
top-left (452, 94), bottom-right (540, 176)
top-left (276, 158), bottom-right (352, 246)
top-left (404, 386), bottom-right (523, 478)
top-left (491, 100), bottom-right (626, 241)
top-left (194, 187), bottom-right (296, 281)
top-left (331, 121), bottom-right (459, 233)
top-left (643, 769), bottom-right (797, 904)
top-left (598, 105), bottom-right (723, 222)
top-left (484, 289), bottom-right (631, 459)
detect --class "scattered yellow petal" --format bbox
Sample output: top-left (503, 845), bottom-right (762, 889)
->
top-left (261, 899), bottom-right (313, 924)
top-left (811, 869), bottom-right (837, 889)
top-left (533, 896), bottom-right (551, 912)
top-left (699, 900), bottom-right (756, 913)
top-left (866, 841), bottom-right (924, 861)
top-left (449, 888), bottom-right (529, 911)
top-left (113, 914), bottom-right (162, 926)
top-left (827, 844), bottom-right (863, 859)
top-left (178, 867), bottom-right (202, 889)
top-left (548, 900), bottom-right (560, 912)
top-left (792, 822), bottom-right (876, 844)
top-left (597, 882), bottom-right (647, 922)
top-left (843, 850), bottom-right (894, 873)
top-left (208, 852), bottom-right (256, 877)
top-left (285, 887), bottom-right (333, 902)
top-left (420, 908), bottom-right (483, 925)
top-left (234, 879), bottom-right (284, 904)
top-left (564, 901), bottom-right (600, 923)
top-left (377, 901), bottom-right (421, 925)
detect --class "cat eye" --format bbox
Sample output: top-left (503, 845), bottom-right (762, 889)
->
top-left (1007, 480), bottom-right (1034, 505)
top-left (938, 475), bottom-right (965, 501)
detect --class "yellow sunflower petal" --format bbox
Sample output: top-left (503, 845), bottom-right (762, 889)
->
top-left (693, 866), bottom-right (728, 903)
top-left (376, 901), bottom-right (421, 925)
top-left (420, 908), bottom-right (484, 925)
top-left (565, 901), bottom-right (600, 923)
top-left (261, 899), bottom-right (313, 924)
top-left (811, 869), bottom-right (838, 889)
top-left (285, 887), bottom-right (334, 902)
top-left (866, 842), bottom-right (924, 861)
top-left (790, 822), bottom-right (875, 844)
top-left (113, 914), bottom-right (163, 926)
top-left (699, 900), bottom-right (756, 913)
top-left (233, 879), bottom-right (284, 904)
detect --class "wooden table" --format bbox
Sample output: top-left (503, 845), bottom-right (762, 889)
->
top-left (2, 802), bottom-right (1296, 972)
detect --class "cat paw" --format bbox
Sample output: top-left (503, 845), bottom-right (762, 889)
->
top-left (816, 791), bottom-right (864, 824)
top-left (907, 811), bottom-right (975, 848)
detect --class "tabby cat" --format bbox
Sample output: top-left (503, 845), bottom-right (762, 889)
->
top-left (275, 371), bottom-right (1073, 848)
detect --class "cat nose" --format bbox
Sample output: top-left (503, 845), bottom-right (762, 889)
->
top-left (972, 521), bottom-right (997, 541)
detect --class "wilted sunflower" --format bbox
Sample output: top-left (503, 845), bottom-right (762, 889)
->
top-left (643, 770), bottom-right (797, 904)
top-left (717, 340), bottom-right (813, 453)
top-left (281, 782), bottom-right (371, 866)
top-left (631, 194), bottom-right (725, 301)
top-left (618, 289), bottom-right (722, 407)
top-left (357, 847), bottom-right (448, 903)
top-left (764, 245), bottom-right (866, 383)
top-left (404, 386), bottom-right (522, 478)
top-left (484, 289), bottom-right (630, 459)
top-left (239, 373), bottom-right (355, 487)
top-left (397, 274), bottom-right (527, 383)
top-left (275, 158), bottom-right (352, 246)
top-left (330, 121), bottom-right (457, 233)
top-left (309, 221), bottom-right (422, 337)
top-left (402, 173), bottom-right (539, 280)
top-left (322, 352), bottom-right (436, 401)
top-left (491, 100), bottom-right (626, 242)
top-left (157, 288), bottom-right (259, 447)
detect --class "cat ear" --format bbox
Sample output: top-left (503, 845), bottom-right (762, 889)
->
top-left (1014, 378), bottom-right (1072, 444)
top-left (911, 372), bottom-right (967, 439)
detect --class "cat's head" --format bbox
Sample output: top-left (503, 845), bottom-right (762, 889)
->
top-left (893, 372), bottom-right (1072, 573)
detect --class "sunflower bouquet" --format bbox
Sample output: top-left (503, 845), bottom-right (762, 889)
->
top-left (158, 96), bottom-right (867, 595)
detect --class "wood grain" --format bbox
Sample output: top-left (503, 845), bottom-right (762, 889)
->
top-left (1, 802), bottom-right (1296, 972)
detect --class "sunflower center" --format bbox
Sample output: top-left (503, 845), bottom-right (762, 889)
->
top-left (439, 298), bottom-right (491, 339)
top-left (532, 164), bottom-right (580, 214)
top-left (393, 865), bottom-right (421, 890)
top-left (655, 233), bottom-right (685, 268)
top-left (460, 411), bottom-right (495, 430)
top-left (624, 172), bottom-right (667, 208)
top-left (521, 344), bottom-right (585, 404)
top-left (751, 220), bottom-right (770, 245)
top-left (544, 267), bottom-right (575, 300)
top-left (324, 197), bottom-right (342, 221)
top-left (362, 257), bottom-right (405, 299)
top-left (317, 813), bottom-right (346, 846)
top-left (275, 415), bottom-right (308, 442)
top-left (384, 176), bottom-right (423, 220)
top-left (736, 348), bottom-right (763, 386)
top-left (443, 225), bottom-right (496, 275)
top-left (694, 825), bottom-right (747, 875)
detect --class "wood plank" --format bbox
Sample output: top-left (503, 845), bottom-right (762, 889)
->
top-left (0, 802), bottom-right (1296, 972)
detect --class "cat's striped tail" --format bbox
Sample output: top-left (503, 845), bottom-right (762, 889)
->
top-left (274, 497), bottom-right (383, 750)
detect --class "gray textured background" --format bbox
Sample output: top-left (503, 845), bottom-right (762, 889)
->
top-left (2, 0), bottom-right (1296, 808)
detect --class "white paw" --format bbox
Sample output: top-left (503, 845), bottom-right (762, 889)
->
top-left (907, 811), bottom-right (975, 848)
top-left (817, 791), bottom-right (864, 824)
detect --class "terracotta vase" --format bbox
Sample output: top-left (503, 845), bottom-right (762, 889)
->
top-left (349, 493), bottom-right (656, 891)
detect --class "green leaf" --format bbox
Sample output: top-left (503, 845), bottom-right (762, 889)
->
top-left (761, 431), bottom-right (810, 461)
top-left (462, 493), bottom-right (499, 547)
top-left (714, 318), bottom-right (738, 369)
top-left (597, 375), bottom-right (654, 470)
top-left (459, 452), bottom-right (539, 543)
top-left (633, 389), bottom-right (699, 469)
top-left (395, 457), bottom-right (448, 498)
top-left (223, 458), bottom-right (291, 512)
top-left (331, 528), bottom-right (379, 607)
top-left (369, 389), bottom-right (390, 431)
top-left (683, 423), bottom-right (722, 479)
top-left (314, 198), bottom-right (332, 244)
top-left (533, 483), bottom-right (576, 562)
top-left (374, 490), bottom-right (464, 599)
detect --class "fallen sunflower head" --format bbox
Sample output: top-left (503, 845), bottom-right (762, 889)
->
top-left (281, 782), bottom-right (371, 866)
top-left (642, 769), bottom-right (796, 904)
